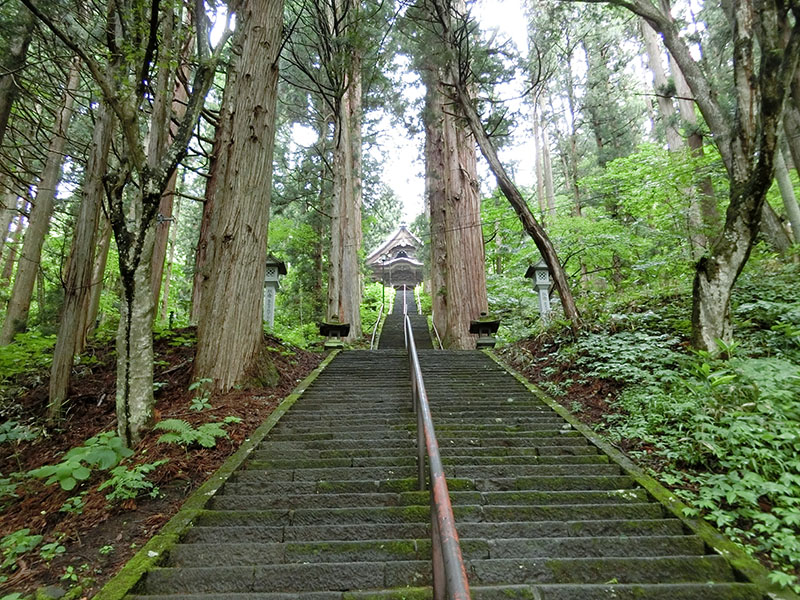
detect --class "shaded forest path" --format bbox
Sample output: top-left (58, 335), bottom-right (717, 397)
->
top-left (123, 292), bottom-right (765, 599)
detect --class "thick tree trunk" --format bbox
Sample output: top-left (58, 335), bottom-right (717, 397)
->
top-left (116, 218), bottom-right (157, 445)
top-left (423, 66), bottom-right (449, 339)
top-left (0, 6), bottom-right (35, 147)
top-left (1, 59), bottom-right (80, 345)
top-left (327, 46), bottom-right (363, 340)
top-left (421, 57), bottom-right (488, 348)
top-left (442, 85), bottom-right (488, 349)
top-left (48, 104), bottom-right (113, 420)
top-left (193, 0), bottom-right (282, 392)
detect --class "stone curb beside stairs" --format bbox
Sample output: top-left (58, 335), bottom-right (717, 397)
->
top-left (92, 350), bottom-right (341, 600)
top-left (485, 349), bottom-right (799, 600)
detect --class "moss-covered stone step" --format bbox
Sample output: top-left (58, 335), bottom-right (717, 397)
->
top-left (255, 439), bottom-right (416, 451)
top-left (474, 503), bottom-right (663, 523)
top-left (471, 475), bottom-right (633, 491)
top-left (436, 435), bottom-right (588, 447)
top-left (180, 523), bottom-right (432, 545)
top-left (235, 467), bottom-right (418, 482)
top-left (243, 456), bottom-right (416, 470)
top-left (266, 431), bottom-right (413, 442)
top-left (193, 504), bottom-right (466, 527)
top-left (487, 534), bottom-right (705, 558)
top-left (446, 463), bottom-right (622, 478)
top-left (440, 455), bottom-right (608, 466)
top-left (221, 477), bottom-right (448, 497)
top-left (127, 582), bottom-right (764, 600)
top-left (166, 538), bottom-right (477, 566)
top-left (138, 555), bottom-right (735, 594)
top-left (254, 445), bottom-right (598, 460)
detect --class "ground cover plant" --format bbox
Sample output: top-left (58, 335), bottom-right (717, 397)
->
top-left (498, 257), bottom-right (800, 592)
top-left (0, 328), bottom-right (321, 598)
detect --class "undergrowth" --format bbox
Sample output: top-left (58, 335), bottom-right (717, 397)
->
top-left (525, 260), bottom-right (800, 592)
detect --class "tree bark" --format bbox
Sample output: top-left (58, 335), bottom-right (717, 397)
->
top-left (326, 6), bottom-right (363, 341)
top-left (48, 104), bottom-right (113, 420)
top-left (151, 19), bottom-right (190, 309)
top-left (1, 209), bottom-right (24, 285)
top-left (0, 191), bottom-right (17, 266)
top-left (423, 65), bottom-right (449, 339)
top-left (160, 194), bottom-right (181, 321)
top-left (0, 5), bottom-right (35, 147)
top-left (774, 148), bottom-right (800, 242)
top-left (193, 0), bottom-right (282, 392)
top-left (1, 59), bottom-right (80, 345)
top-left (420, 43), bottom-right (488, 348)
top-left (541, 121), bottom-right (556, 217)
top-left (84, 212), bottom-right (113, 340)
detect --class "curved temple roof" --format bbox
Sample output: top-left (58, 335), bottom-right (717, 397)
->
top-left (366, 224), bottom-right (424, 288)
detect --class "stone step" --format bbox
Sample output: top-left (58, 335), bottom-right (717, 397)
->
top-left (195, 503), bottom-right (663, 527)
top-left (139, 555), bottom-right (735, 594)
top-left (211, 489), bottom-right (649, 511)
top-left (181, 518), bottom-right (686, 545)
top-left (232, 464), bottom-right (621, 484)
top-left (129, 582), bottom-right (764, 600)
top-left (243, 454), bottom-right (608, 470)
top-left (253, 445), bottom-right (599, 460)
top-left (271, 422), bottom-right (574, 434)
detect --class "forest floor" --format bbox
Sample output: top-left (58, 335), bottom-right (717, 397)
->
top-left (0, 329), bottom-right (322, 599)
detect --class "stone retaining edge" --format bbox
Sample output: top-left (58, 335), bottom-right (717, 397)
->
top-left (92, 350), bottom-right (341, 600)
top-left (485, 349), bottom-right (798, 600)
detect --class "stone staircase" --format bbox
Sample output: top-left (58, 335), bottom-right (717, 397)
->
top-left (378, 290), bottom-right (431, 349)
top-left (126, 334), bottom-right (768, 598)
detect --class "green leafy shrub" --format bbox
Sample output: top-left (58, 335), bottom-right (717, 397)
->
top-left (1, 529), bottom-right (42, 572)
top-left (28, 432), bottom-right (133, 491)
top-left (98, 460), bottom-right (169, 503)
top-left (188, 378), bottom-right (212, 412)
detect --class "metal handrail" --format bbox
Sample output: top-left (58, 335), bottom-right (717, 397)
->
top-left (369, 300), bottom-right (385, 350)
top-left (403, 301), bottom-right (470, 599)
top-left (431, 312), bottom-right (444, 350)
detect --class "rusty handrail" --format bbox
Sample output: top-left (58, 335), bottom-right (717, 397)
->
top-left (403, 300), bottom-right (471, 600)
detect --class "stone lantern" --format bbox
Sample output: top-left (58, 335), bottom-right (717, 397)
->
top-left (263, 255), bottom-right (287, 328)
top-left (469, 312), bottom-right (501, 348)
top-left (319, 320), bottom-right (351, 349)
top-left (525, 259), bottom-right (552, 323)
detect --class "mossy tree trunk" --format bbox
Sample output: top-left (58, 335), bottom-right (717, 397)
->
top-left (193, 0), bottom-right (283, 392)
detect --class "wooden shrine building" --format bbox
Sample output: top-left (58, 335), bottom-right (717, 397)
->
top-left (365, 224), bottom-right (424, 288)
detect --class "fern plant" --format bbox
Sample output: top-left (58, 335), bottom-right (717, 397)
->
top-left (154, 417), bottom-right (241, 449)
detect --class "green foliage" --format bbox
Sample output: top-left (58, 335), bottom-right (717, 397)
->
top-left (59, 494), bottom-right (86, 515)
top-left (154, 417), bottom-right (240, 449)
top-left (39, 539), bottom-right (66, 562)
top-left (28, 432), bottom-right (133, 491)
top-left (0, 332), bottom-right (56, 387)
top-left (188, 378), bottom-right (212, 412)
top-left (1, 529), bottom-right (42, 572)
top-left (361, 282), bottom-right (393, 340)
top-left (98, 460), bottom-right (168, 503)
top-left (0, 421), bottom-right (37, 445)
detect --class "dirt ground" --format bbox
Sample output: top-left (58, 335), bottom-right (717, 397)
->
top-left (0, 329), bottom-right (322, 598)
